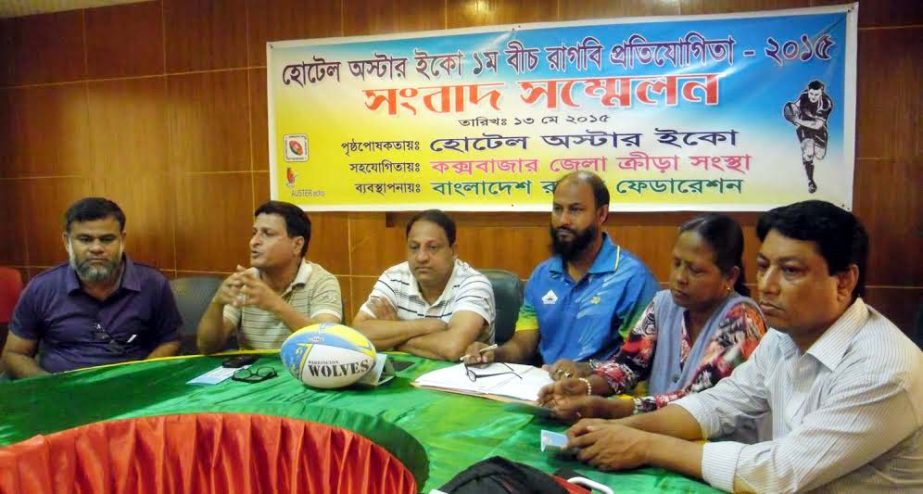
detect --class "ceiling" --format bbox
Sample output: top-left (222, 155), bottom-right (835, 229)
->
top-left (0, 0), bottom-right (151, 18)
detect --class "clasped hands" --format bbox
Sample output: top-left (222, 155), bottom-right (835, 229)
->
top-left (214, 265), bottom-right (284, 312)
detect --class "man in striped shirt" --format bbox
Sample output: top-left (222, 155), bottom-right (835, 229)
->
top-left (352, 210), bottom-right (495, 361)
top-left (197, 201), bottom-right (342, 352)
top-left (567, 200), bottom-right (922, 493)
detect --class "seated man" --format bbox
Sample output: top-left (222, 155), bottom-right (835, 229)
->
top-left (197, 201), bottom-right (342, 353)
top-left (465, 171), bottom-right (658, 365)
top-left (352, 209), bottom-right (495, 361)
top-left (2, 198), bottom-right (181, 378)
top-left (567, 200), bottom-right (923, 492)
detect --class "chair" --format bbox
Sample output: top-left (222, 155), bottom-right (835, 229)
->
top-left (0, 267), bottom-right (24, 377)
top-left (169, 276), bottom-right (225, 355)
top-left (480, 269), bottom-right (524, 345)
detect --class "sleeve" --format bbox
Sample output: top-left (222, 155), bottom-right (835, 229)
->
top-left (152, 278), bottom-right (182, 345)
top-left (634, 302), bottom-right (768, 413)
top-left (514, 272), bottom-right (540, 332)
top-left (615, 265), bottom-right (659, 342)
top-left (703, 361), bottom-right (921, 493)
top-left (593, 298), bottom-right (658, 395)
top-left (8, 282), bottom-right (42, 341)
top-left (223, 301), bottom-right (241, 328)
top-left (451, 274), bottom-right (494, 326)
top-left (817, 94), bottom-right (834, 120)
top-left (308, 271), bottom-right (342, 319)
top-left (358, 271), bottom-right (399, 319)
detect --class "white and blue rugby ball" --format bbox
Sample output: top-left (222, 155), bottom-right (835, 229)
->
top-left (280, 323), bottom-right (377, 389)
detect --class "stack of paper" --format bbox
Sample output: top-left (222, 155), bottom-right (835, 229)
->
top-left (413, 363), bottom-right (553, 403)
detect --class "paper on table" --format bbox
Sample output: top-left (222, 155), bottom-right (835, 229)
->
top-left (413, 363), bottom-right (553, 403)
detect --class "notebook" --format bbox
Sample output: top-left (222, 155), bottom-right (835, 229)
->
top-left (412, 362), bottom-right (553, 404)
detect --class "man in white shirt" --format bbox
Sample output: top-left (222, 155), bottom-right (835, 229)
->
top-left (352, 209), bottom-right (495, 361)
top-left (566, 200), bottom-right (923, 493)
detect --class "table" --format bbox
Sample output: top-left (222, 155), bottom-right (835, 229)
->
top-left (0, 352), bottom-right (719, 493)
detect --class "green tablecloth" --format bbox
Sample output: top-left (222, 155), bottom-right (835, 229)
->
top-left (0, 353), bottom-right (719, 493)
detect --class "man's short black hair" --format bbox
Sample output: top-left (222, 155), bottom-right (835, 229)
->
top-left (552, 171), bottom-right (610, 209)
top-left (757, 200), bottom-right (868, 300)
top-left (254, 201), bottom-right (311, 257)
top-left (406, 209), bottom-right (456, 245)
top-left (64, 197), bottom-right (126, 233)
top-left (807, 80), bottom-right (825, 91)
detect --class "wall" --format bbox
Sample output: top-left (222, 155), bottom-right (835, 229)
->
top-left (0, 0), bottom-right (920, 331)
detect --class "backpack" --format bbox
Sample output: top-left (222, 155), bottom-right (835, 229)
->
top-left (436, 456), bottom-right (590, 494)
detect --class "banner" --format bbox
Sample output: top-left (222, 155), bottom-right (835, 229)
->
top-left (268, 4), bottom-right (857, 211)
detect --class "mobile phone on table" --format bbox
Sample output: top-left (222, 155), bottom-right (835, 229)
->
top-left (222, 355), bottom-right (259, 368)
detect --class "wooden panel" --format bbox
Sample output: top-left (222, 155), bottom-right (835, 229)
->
top-left (337, 275), bottom-right (353, 323)
top-left (177, 269), bottom-right (233, 278)
top-left (0, 180), bottom-right (28, 265)
top-left (343, 0), bottom-right (445, 36)
top-left (863, 287), bottom-right (922, 337)
top-left (7, 11), bottom-right (85, 85)
top-left (456, 225), bottom-right (551, 279)
top-left (348, 275), bottom-right (378, 322)
top-left (249, 68), bottom-right (269, 172)
top-left (0, 84), bottom-right (91, 178)
top-left (0, 19), bottom-right (13, 86)
top-left (446, 0), bottom-right (558, 28)
top-left (853, 158), bottom-right (923, 286)
top-left (304, 212), bottom-right (350, 275)
top-left (163, 0), bottom-right (248, 72)
top-left (247, 0), bottom-right (342, 66)
top-left (166, 71), bottom-right (251, 173)
top-left (253, 171), bottom-right (270, 209)
top-left (22, 177), bottom-right (93, 267)
top-left (85, 0), bottom-right (165, 78)
top-left (174, 173), bottom-right (253, 272)
top-left (348, 213), bottom-right (406, 275)
top-left (680, 0), bottom-right (807, 14)
top-left (856, 27), bottom-right (923, 161)
top-left (559, 0), bottom-right (680, 20)
top-left (812, 0), bottom-right (923, 27)
top-left (95, 173), bottom-right (177, 271)
top-left (88, 77), bottom-right (170, 176)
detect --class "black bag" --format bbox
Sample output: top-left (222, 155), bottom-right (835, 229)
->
top-left (439, 456), bottom-right (585, 494)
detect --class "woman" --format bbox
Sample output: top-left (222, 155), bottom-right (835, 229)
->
top-left (538, 214), bottom-right (766, 421)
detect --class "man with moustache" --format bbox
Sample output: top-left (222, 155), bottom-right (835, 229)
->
top-left (2, 198), bottom-right (181, 378)
top-left (465, 171), bottom-right (657, 365)
top-left (566, 200), bottom-right (922, 493)
top-left (197, 201), bottom-right (342, 353)
top-left (352, 209), bottom-right (494, 360)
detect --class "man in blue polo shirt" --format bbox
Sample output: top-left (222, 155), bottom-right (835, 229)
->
top-left (1, 198), bottom-right (181, 378)
top-left (464, 171), bottom-right (657, 365)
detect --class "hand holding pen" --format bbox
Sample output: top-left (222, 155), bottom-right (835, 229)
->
top-left (460, 343), bottom-right (499, 364)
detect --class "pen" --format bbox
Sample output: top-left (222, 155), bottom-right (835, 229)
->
top-left (459, 344), bottom-right (499, 362)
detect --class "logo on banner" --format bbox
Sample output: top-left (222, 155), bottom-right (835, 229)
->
top-left (284, 134), bottom-right (308, 162)
top-left (286, 167), bottom-right (297, 189)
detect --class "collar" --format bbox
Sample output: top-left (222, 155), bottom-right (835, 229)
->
top-left (804, 298), bottom-right (868, 371)
top-left (550, 233), bottom-right (620, 275)
top-left (66, 255), bottom-right (137, 294)
top-left (409, 259), bottom-right (460, 305)
top-left (280, 260), bottom-right (311, 296)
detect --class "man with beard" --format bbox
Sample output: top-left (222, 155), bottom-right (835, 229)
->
top-left (2, 198), bottom-right (181, 378)
top-left (464, 171), bottom-right (657, 365)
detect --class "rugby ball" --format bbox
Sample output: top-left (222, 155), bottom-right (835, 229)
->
top-left (280, 323), bottom-right (377, 389)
